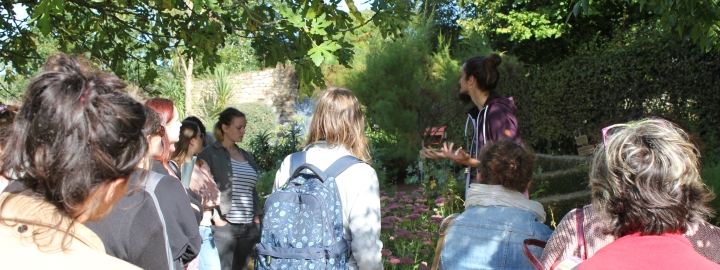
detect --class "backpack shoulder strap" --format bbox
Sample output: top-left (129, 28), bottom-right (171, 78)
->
top-left (576, 208), bottom-right (587, 260)
top-left (324, 155), bottom-right (364, 178)
top-left (143, 171), bottom-right (175, 270)
top-left (289, 152), bottom-right (307, 175)
top-left (431, 213), bottom-right (460, 270)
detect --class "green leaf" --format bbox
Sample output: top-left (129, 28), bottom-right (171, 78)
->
top-left (582, 0), bottom-right (588, 13)
top-left (323, 53), bottom-right (338, 65)
top-left (306, 8), bottom-right (317, 20)
top-left (319, 40), bottom-right (341, 52)
top-left (573, 2), bottom-right (580, 17)
top-left (307, 47), bottom-right (324, 66)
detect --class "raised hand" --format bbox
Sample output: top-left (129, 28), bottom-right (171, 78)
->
top-left (441, 142), bottom-right (479, 167)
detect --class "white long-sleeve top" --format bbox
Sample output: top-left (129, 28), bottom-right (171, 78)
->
top-left (273, 141), bottom-right (383, 270)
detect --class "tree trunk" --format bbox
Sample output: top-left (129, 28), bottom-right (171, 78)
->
top-left (184, 58), bottom-right (193, 116)
top-left (177, 49), bottom-right (194, 117)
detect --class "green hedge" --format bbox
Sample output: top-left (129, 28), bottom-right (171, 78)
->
top-left (499, 32), bottom-right (720, 163)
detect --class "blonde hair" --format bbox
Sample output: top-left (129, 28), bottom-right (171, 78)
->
top-left (305, 88), bottom-right (371, 163)
top-left (590, 118), bottom-right (713, 237)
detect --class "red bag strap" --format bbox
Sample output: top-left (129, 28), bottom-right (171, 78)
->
top-left (523, 238), bottom-right (547, 270)
top-left (575, 208), bottom-right (587, 260)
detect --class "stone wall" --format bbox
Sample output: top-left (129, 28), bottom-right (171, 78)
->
top-left (191, 65), bottom-right (299, 123)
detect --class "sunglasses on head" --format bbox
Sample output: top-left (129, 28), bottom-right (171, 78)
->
top-left (601, 119), bottom-right (667, 147)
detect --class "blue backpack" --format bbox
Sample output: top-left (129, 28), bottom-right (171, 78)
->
top-left (255, 152), bottom-right (363, 269)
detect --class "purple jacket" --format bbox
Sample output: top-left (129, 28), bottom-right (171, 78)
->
top-left (465, 96), bottom-right (523, 190)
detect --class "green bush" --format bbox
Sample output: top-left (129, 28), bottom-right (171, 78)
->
top-left (517, 29), bottom-right (720, 162)
top-left (247, 120), bottom-right (304, 209)
top-left (703, 163), bottom-right (720, 224)
top-left (236, 102), bottom-right (276, 150)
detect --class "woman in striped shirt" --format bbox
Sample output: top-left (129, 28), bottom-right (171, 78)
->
top-left (198, 108), bottom-right (263, 270)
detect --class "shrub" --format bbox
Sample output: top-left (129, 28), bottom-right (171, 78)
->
top-left (236, 102), bottom-right (276, 149)
top-left (524, 30), bottom-right (720, 161)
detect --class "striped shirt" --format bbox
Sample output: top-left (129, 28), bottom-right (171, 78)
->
top-left (225, 159), bottom-right (257, 224)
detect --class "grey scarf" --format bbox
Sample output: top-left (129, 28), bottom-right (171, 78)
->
top-left (465, 183), bottom-right (546, 223)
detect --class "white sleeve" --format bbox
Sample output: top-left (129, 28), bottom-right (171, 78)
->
top-left (273, 155), bottom-right (292, 192)
top-left (347, 167), bottom-right (383, 270)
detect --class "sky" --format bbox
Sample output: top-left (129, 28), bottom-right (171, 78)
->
top-left (336, 0), bottom-right (373, 12)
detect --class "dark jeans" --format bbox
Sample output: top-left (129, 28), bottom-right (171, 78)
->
top-left (212, 223), bottom-right (259, 270)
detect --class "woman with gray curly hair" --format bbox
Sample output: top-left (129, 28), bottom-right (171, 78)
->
top-left (578, 119), bottom-right (720, 270)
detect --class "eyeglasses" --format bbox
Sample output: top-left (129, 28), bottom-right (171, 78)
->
top-left (601, 119), bottom-right (667, 147)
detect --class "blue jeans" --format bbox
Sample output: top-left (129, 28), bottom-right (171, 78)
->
top-left (198, 226), bottom-right (221, 270)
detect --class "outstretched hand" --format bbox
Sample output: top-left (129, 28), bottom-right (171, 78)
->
top-left (420, 147), bottom-right (446, 159)
top-left (441, 142), bottom-right (479, 167)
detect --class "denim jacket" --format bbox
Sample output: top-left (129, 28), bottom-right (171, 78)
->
top-left (440, 205), bottom-right (552, 270)
top-left (197, 141), bottom-right (263, 218)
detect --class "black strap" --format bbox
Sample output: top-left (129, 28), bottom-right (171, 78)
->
top-left (168, 160), bottom-right (181, 179)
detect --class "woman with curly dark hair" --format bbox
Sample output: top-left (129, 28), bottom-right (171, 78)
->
top-left (0, 54), bottom-right (146, 269)
top-left (438, 140), bottom-right (551, 270)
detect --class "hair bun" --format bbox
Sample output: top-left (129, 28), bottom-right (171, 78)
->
top-left (486, 53), bottom-right (502, 68)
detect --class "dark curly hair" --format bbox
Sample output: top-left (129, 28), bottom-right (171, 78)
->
top-left (0, 53), bottom-right (147, 219)
top-left (478, 140), bottom-right (534, 192)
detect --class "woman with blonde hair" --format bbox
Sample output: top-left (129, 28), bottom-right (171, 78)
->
top-left (198, 107), bottom-right (263, 270)
top-left (270, 87), bottom-right (382, 270)
top-left (575, 119), bottom-right (720, 269)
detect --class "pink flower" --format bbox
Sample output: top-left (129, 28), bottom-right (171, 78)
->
top-left (380, 196), bottom-right (389, 201)
top-left (429, 215), bottom-right (444, 223)
top-left (406, 213), bottom-right (421, 220)
top-left (381, 221), bottom-right (391, 229)
top-left (421, 249), bottom-right (431, 254)
top-left (381, 249), bottom-right (392, 256)
top-left (423, 240), bottom-right (433, 245)
top-left (419, 262), bottom-right (431, 270)
top-left (393, 229), bottom-right (410, 239)
top-left (412, 189), bottom-right (423, 194)
top-left (382, 216), bottom-right (403, 223)
top-left (413, 205), bottom-right (430, 213)
top-left (396, 191), bottom-right (407, 197)
top-left (435, 197), bottom-right (446, 207)
top-left (400, 198), bottom-right (414, 203)
top-left (385, 203), bottom-right (402, 210)
top-left (415, 198), bottom-right (425, 204)
top-left (389, 256), bottom-right (401, 264)
top-left (399, 258), bottom-right (415, 264)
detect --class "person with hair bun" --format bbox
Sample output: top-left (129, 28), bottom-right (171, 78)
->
top-left (421, 53), bottom-right (524, 196)
top-left (0, 54), bottom-right (145, 269)
top-left (198, 107), bottom-right (263, 270)
top-left (438, 140), bottom-right (551, 270)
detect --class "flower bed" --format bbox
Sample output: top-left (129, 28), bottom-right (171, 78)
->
top-left (380, 188), bottom-right (463, 269)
